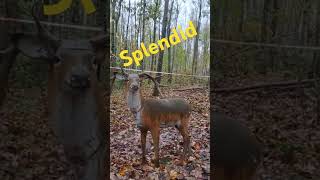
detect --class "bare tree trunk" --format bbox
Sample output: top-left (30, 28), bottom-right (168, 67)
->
top-left (169, 3), bottom-right (179, 83)
top-left (167, 1), bottom-right (174, 81)
top-left (185, 41), bottom-right (188, 72)
top-left (115, 0), bottom-right (123, 56)
top-left (270, 0), bottom-right (279, 72)
top-left (192, 0), bottom-right (202, 75)
top-left (260, 0), bottom-right (271, 74)
top-left (111, 0), bottom-right (117, 55)
top-left (151, 0), bottom-right (160, 71)
top-left (153, 0), bottom-right (169, 96)
top-left (125, 0), bottom-right (131, 50)
top-left (311, 0), bottom-right (320, 78)
top-left (239, 0), bottom-right (246, 33)
top-left (140, 0), bottom-right (147, 70)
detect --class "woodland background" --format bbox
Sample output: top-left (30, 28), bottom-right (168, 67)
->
top-left (110, 0), bottom-right (210, 179)
top-left (0, 0), bottom-right (210, 179)
top-left (110, 0), bottom-right (210, 88)
top-left (213, 0), bottom-right (320, 179)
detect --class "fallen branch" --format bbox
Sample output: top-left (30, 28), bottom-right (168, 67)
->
top-left (173, 86), bottom-right (208, 91)
top-left (213, 79), bottom-right (318, 93)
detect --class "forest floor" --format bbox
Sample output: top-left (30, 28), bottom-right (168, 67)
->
top-left (0, 84), bottom-right (210, 180)
top-left (110, 87), bottom-right (210, 180)
top-left (1, 74), bottom-right (320, 180)
top-left (214, 74), bottom-right (320, 180)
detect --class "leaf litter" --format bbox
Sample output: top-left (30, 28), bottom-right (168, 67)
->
top-left (110, 87), bottom-right (210, 180)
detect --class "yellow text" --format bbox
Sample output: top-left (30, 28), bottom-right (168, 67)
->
top-left (119, 21), bottom-right (198, 67)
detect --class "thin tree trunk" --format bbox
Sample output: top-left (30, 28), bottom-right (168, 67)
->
top-left (169, 3), bottom-right (179, 83)
top-left (140, 0), bottom-right (147, 70)
top-left (167, 1), bottom-right (174, 80)
top-left (151, 0), bottom-right (160, 71)
top-left (153, 0), bottom-right (169, 96)
top-left (125, 0), bottom-right (131, 49)
top-left (192, 0), bottom-right (202, 75)
top-left (311, 1), bottom-right (320, 78)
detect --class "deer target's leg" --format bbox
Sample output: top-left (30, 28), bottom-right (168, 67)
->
top-left (140, 128), bottom-right (147, 164)
top-left (177, 121), bottom-right (191, 159)
top-left (150, 127), bottom-right (160, 167)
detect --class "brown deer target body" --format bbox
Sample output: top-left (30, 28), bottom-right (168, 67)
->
top-left (142, 98), bottom-right (191, 128)
top-left (113, 71), bottom-right (192, 167)
top-left (213, 112), bottom-right (262, 180)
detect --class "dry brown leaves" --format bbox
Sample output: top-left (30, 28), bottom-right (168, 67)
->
top-left (0, 88), bottom-right (72, 180)
top-left (0, 85), bottom-right (209, 180)
top-left (110, 87), bottom-right (210, 180)
top-left (214, 75), bottom-right (320, 180)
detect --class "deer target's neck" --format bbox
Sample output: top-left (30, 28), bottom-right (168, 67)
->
top-left (126, 89), bottom-right (144, 128)
top-left (50, 88), bottom-right (99, 146)
top-left (126, 89), bottom-right (143, 113)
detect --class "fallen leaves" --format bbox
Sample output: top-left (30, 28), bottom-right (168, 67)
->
top-left (118, 165), bottom-right (133, 177)
top-left (0, 89), bottom-right (72, 179)
top-left (111, 87), bottom-right (210, 179)
top-left (169, 170), bottom-right (178, 179)
top-left (0, 73), bottom-right (210, 179)
top-left (214, 75), bottom-right (320, 179)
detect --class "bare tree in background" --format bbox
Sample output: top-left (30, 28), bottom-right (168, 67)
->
top-left (192, 0), bottom-right (202, 75)
top-left (153, 0), bottom-right (169, 96)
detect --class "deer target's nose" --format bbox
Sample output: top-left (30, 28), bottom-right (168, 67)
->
top-left (130, 84), bottom-right (139, 91)
top-left (70, 74), bottom-right (90, 89)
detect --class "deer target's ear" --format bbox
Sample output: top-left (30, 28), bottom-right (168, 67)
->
top-left (12, 33), bottom-right (61, 61)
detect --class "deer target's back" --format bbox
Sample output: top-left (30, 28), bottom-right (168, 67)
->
top-left (143, 98), bottom-right (191, 114)
top-left (213, 112), bottom-right (262, 180)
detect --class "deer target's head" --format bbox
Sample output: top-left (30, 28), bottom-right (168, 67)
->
top-left (111, 67), bottom-right (162, 112)
top-left (12, 6), bottom-right (107, 94)
top-left (112, 67), bottom-right (161, 94)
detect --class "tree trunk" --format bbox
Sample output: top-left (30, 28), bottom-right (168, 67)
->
top-left (151, 0), bottom-right (160, 71)
top-left (192, 0), bottom-right (202, 75)
top-left (153, 0), bottom-right (169, 96)
top-left (141, 0), bottom-right (147, 70)
top-left (311, 1), bottom-right (320, 78)
top-left (167, 1), bottom-right (174, 82)
top-left (269, 0), bottom-right (279, 72)
top-left (125, 0), bottom-right (131, 50)
top-left (169, 3), bottom-right (179, 83)
top-left (111, 0), bottom-right (117, 55)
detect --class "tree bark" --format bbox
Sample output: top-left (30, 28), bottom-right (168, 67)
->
top-left (151, 0), bottom-right (160, 71)
top-left (141, 0), bottom-right (147, 70)
top-left (167, 1), bottom-right (174, 81)
top-left (192, 0), bottom-right (202, 75)
top-left (169, 4), bottom-right (179, 83)
top-left (153, 0), bottom-right (169, 96)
